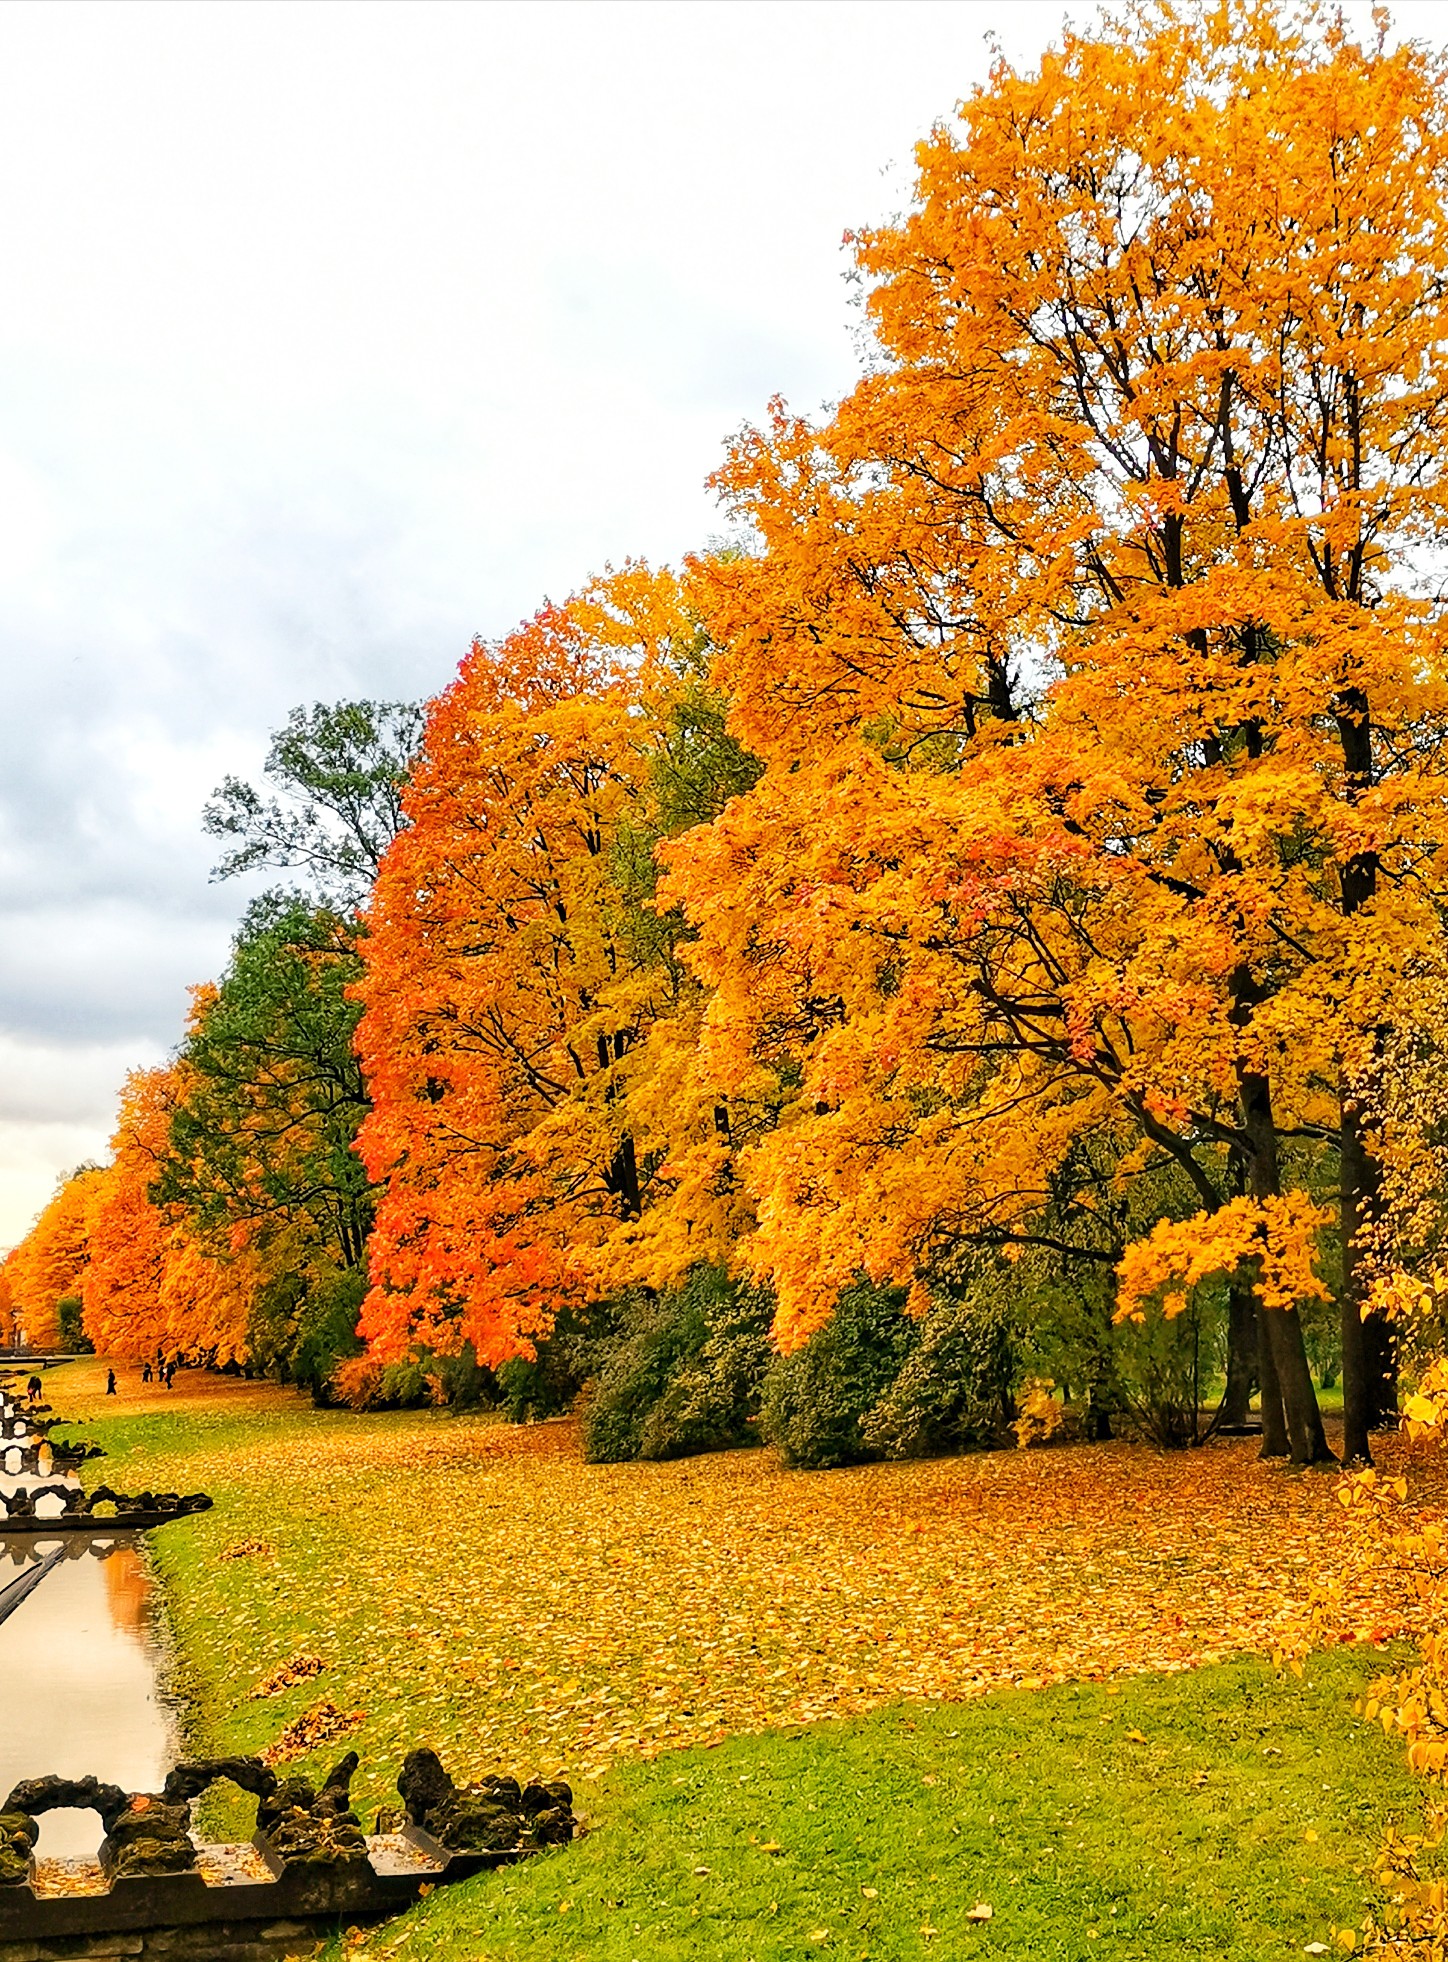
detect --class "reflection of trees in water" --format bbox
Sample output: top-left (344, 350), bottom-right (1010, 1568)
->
top-left (102, 1548), bottom-right (150, 1637)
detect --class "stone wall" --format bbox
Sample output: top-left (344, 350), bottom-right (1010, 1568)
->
top-left (0, 1915), bottom-right (347, 1961)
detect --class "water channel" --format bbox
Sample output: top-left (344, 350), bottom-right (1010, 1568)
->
top-left (0, 1409), bottom-right (179, 1857)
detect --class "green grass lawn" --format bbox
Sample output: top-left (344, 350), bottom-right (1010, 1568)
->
top-left (320, 1650), bottom-right (1417, 1962)
top-left (43, 1362), bottom-right (1435, 1960)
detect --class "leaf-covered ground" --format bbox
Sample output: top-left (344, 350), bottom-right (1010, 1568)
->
top-left (44, 1358), bottom-right (1447, 1830)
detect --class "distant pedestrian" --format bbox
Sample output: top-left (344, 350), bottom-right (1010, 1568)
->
top-left (164, 1363), bottom-right (175, 1390)
top-left (25, 1376), bottom-right (40, 1406)
top-left (105, 1369), bottom-right (116, 1396)
top-left (141, 1362), bottom-right (152, 1384)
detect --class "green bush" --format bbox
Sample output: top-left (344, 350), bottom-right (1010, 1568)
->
top-left (56, 1295), bottom-right (94, 1354)
top-left (292, 1267), bottom-right (366, 1402)
top-left (582, 1268), bottom-right (771, 1464)
top-left (496, 1304), bottom-right (609, 1421)
top-left (861, 1291), bottom-right (1015, 1459)
top-left (760, 1280), bottom-right (915, 1470)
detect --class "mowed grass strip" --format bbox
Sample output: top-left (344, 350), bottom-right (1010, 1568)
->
top-left (319, 1651), bottom-right (1421, 1962)
top-left (49, 1357), bottom-right (1443, 1835)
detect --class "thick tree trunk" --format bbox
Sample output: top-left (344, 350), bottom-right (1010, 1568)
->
top-left (1221, 1282), bottom-right (1258, 1430)
top-left (1263, 1301), bottom-right (1334, 1464)
top-left (1367, 1312), bottom-right (1399, 1430)
top-left (1239, 1059), bottom-right (1335, 1466)
top-left (1335, 685), bottom-right (1392, 1449)
top-left (1257, 1315), bottom-right (1290, 1458)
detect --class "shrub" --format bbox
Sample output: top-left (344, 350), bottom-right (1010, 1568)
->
top-left (497, 1307), bottom-right (603, 1423)
top-left (292, 1267), bottom-right (366, 1403)
top-left (56, 1295), bottom-right (94, 1354)
top-left (761, 1280), bottom-right (915, 1470)
top-left (582, 1268), bottom-right (771, 1464)
top-left (861, 1293), bottom-right (1015, 1459)
top-left (330, 1343), bottom-right (492, 1411)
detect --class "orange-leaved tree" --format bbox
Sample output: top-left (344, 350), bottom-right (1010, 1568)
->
top-left (355, 563), bottom-right (758, 1370)
top-left (82, 1065), bottom-right (253, 1364)
top-left (6, 1167), bottom-right (106, 1350)
top-left (0, 1259), bottom-right (17, 1348)
top-left (682, 0), bottom-right (1448, 1463)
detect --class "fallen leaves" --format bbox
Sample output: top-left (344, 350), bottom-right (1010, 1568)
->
top-left (55, 1363), bottom-right (1448, 1818)
top-left (263, 1697), bottom-right (366, 1765)
top-left (218, 1537), bottom-right (272, 1562)
top-left (251, 1653), bottom-right (326, 1699)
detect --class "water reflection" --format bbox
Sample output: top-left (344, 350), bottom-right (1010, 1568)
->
top-left (0, 1463), bottom-right (179, 1856)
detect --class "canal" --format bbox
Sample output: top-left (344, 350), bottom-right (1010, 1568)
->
top-left (0, 1407), bottom-right (178, 1857)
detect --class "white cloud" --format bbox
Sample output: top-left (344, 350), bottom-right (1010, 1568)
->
top-left (0, 0), bottom-right (1433, 1243)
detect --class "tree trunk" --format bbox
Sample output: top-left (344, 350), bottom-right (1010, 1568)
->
top-left (1221, 1282), bottom-right (1258, 1430)
top-left (1262, 1300), bottom-right (1334, 1464)
top-left (1257, 1310), bottom-right (1290, 1458)
top-left (1367, 1312), bottom-right (1399, 1430)
top-left (1238, 1058), bottom-right (1335, 1466)
top-left (1335, 684), bottom-right (1389, 1451)
top-left (1340, 1101), bottom-right (1375, 1465)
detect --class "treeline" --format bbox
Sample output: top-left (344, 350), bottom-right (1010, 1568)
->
top-left (10, 1), bottom-right (1448, 1469)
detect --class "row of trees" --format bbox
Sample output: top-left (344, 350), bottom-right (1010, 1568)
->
top-left (10, 0), bottom-right (1448, 1464)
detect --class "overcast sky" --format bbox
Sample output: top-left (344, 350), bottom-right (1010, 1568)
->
top-left (0, 0), bottom-right (1436, 1249)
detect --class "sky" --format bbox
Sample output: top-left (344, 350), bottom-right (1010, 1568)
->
top-left (0, 0), bottom-right (1439, 1249)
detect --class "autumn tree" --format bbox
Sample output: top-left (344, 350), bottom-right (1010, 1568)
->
top-left (355, 564), bottom-right (759, 1372)
top-left (204, 699), bottom-right (423, 912)
top-left (681, 0), bottom-right (1448, 1464)
top-left (147, 700), bottom-right (424, 1387)
top-left (0, 1260), bottom-right (17, 1349)
top-left (6, 1168), bottom-right (106, 1350)
top-left (160, 902), bottom-right (376, 1270)
top-left (82, 1065), bottom-right (252, 1364)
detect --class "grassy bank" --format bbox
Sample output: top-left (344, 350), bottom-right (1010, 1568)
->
top-left (316, 1651), bottom-right (1421, 1961)
top-left (34, 1358), bottom-right (1443, 1956)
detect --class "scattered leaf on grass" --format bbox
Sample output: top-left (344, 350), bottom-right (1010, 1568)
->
top-left (967, 1902), bottom-right (994, 1922)
top-left (263, 1698), bottom-right (365, 1764)
top-left (251, 1653), bottom-right (326, 1699)
top-left (218, 1538), bottom-right (272, 1561)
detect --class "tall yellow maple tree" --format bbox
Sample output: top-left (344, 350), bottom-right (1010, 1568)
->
top-left (6, 1167), bottom-right (106, 1350)
top-left (681, 0), bottom-right (1448, 1463)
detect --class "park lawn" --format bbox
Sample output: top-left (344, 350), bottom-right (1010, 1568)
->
top-left (39, 1358), bottom-right (1443, 1830)
top-left (316, 1651), bottom-right (1424, 1962)
top-left (30, 1358), bottom-right (1446, 1955)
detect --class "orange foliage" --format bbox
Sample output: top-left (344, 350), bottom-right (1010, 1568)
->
top-left (355, 565), bottom-right (737, 1366)
top-left (6, 1168), bottom-right (105, 1348)
top-left (1116, 1195), bottom-right (1335, 1323)
top-left (81, 1066), bottom-right (252, 1363)
top-left (661, 0), bottom-right (1448, 1463)
top-left (0, 1261), bottom-right (16, 1348)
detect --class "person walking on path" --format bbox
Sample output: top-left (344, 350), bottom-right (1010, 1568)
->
top-left (25, 1375), bottom-right (40, 1406)
top-left (141, 1362), bottom-right (152, 1383)
top-left (105, 1369), bottom-right (116, 1396)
